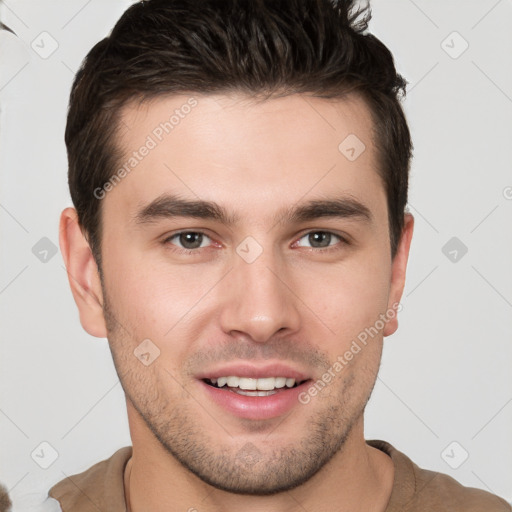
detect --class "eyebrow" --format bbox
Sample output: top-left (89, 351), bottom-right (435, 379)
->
top-left (133, 193), bottom-right (372, 227)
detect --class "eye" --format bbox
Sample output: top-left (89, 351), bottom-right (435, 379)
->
top-left (164, 231), bottom-right (213, 250)
top-left (294, 231), bottom-right (346, 250)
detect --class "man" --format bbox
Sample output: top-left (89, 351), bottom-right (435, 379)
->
top-left (43, 0), bottom-right (511, 510)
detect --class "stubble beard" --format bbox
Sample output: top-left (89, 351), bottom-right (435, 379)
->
top-left (102, 289), bottom-right (379, 496)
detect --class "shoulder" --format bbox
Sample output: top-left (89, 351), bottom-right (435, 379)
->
top-left (367, 439), bottom-right (511, 512)
top-left (48, 446), bottom-right (132, 511)
top-left (409, 465), bottom-right (511, 511)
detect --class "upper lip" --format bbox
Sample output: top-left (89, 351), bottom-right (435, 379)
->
top-left (196, 362), bottom-right (310, 382)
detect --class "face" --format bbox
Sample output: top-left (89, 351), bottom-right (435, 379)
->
top-left (64, 92), bottom-right (413, 495)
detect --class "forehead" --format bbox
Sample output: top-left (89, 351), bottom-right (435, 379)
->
top-left (105, 92), bottom-right (385, 225)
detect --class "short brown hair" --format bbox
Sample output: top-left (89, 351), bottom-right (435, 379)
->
top-left (66, 0), bottom-right (412, 270)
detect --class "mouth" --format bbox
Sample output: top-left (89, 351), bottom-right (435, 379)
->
top-left (202, 376), bottom-right (309, 397)
top-left (197, 366), bottom-right (313, 420)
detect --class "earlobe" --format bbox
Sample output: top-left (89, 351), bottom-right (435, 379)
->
top-left (383, 213), bottom-right (414, 337)
top-left (59, 207), bottom-right (107, 338)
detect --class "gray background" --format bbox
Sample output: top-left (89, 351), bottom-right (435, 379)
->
top-left (1, 0), bottom-right (511, 506)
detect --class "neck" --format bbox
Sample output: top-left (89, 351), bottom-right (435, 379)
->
top-left (124, 414), bottom-right (394, 512)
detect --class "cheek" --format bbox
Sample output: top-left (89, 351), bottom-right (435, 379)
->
top-left (101, 246), bottom-right (222, 341)
top-left (295, 251), bottom-right (391, 344)
top-left (102, 227), bottom-right (392, 350)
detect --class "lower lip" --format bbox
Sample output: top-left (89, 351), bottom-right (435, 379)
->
top-left (199, 380), bottom-right (311, 420)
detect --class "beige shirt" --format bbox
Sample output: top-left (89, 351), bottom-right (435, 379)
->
top-left (48, 439), bottom-right (511, 511)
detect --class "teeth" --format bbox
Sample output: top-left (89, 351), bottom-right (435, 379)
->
top-left (285, 378), bottom-right (295, 388)
top-left (226, 376), bottom-right (239, 387)
top-left (250, 377), bottom-right (272, 390)
top-left (234, 389), bottom-right (278, 397)
top-left (275, 377), bottom-right (286, 388)
top-left (209, 376), bottom-right (298, 391)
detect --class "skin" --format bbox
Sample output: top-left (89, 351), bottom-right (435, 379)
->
top-left (60, 92), bottom-right (414, 512)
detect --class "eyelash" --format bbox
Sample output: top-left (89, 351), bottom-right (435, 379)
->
top-left (162, 230), bottom-right (349, 255)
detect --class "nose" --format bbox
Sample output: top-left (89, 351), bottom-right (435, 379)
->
top-left (218, 245), bottom-right (301, 343)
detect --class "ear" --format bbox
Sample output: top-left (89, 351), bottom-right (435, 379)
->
top-left (383, 212), bottom-right (414, 337)
top-left (59, 207), bottom-right (107, 338)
